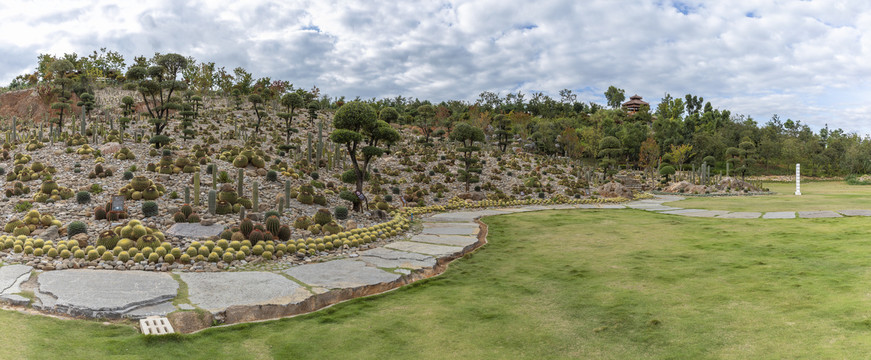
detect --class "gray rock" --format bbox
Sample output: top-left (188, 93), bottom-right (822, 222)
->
top-left (357, 248), bottom-right (436, 269)
top-left (180, 272), bottom-right (311, 312)
top-left (420, 222), bottom-right (480, 236)
top-left (0, 264), bottom-right (33, 295)
top-left (762, 211), bottom-right (796, 219)
top-left (411, 234), bottom-right (478, 247)
top-left (838, 209), bottom-right (871, 217)
top-left (0, 294), bottom-right (30, 306)
top-left (385, 241), bottom-right (464, 257)
top-left (166, 223), bottom-right (225, 239)
top-left (284, 259), bottom-right (400, 289)
top-left (34, 270), bottom-right (178, 318)
top-left (717, 212), bottom-right (762, 219)
top-left (798, 211), bottom-right (841, 218)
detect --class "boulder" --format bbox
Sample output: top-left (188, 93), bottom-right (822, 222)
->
top-left (70, 233), bottom-right (89, 248)
top-left (596, 181), bottom-right (633, 199)
top-left (98, 142), bottom-right (122, 154)
top-left (458, 192), bottom-right (486, 201)
top-left (167, 310), bottom-right (213, 334)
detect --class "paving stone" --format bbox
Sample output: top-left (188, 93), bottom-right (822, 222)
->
top-left (0, 294), bottom-right (30, 306)
top-left (284, 259), bottom-right (400, 289)
top-left (421, 222), bottom-right (479, 235)
top-left (0, 264), bottom-right (33, 295)
top-left (660, 209), bottom-right (705, 215)
top-left (677, 210), bottom-right (731, 218)
top-left (166, 223), bottom-right (225, 240)
top-left (425, 210), bottom-right (505, 222)
top-left (716, 212), bottom-right (762, 219)
top-left (411, 234), bottom-right (478, 247)
top-left (34, 270), bottom-right (178, 318)
top-left (125, 302), bottom-right (178, 318)
top-left (180, 272), bottom-right (311, 312)
top-left (798, 211), bottom-right (842, 218)
top-left (838, 210), bottom-right (871, 216)
top-left (357, 247), bottom-right (436, 269)
top-left (762, 211), bottom-right (796, 219)
top-left (596, 204), bottom-right (626, 209)
top-left (178, 304), bottom-right (196, 310)
top-left (385, 241), bottom-right (464, 257)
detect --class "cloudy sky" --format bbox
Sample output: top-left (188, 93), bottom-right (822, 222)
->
top-left (1, 0), bottom-right (870, 134)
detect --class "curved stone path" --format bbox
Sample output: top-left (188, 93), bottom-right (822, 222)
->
top-left (0, 195), bottom-right (861, 332)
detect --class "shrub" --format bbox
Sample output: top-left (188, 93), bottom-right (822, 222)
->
top-left (334, 206), bottom-right (349, 220)
top-left (310, 172), bottom-right (319, 180)
top-left (142, 201), bottom-right (159, 217)
top-left (76, 191), bottom-right (91, 204)
top-left (67, 221), bottom-right (87, 237)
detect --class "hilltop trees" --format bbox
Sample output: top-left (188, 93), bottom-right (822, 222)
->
top-left (248, 94), bottom-right (265, 133)
top-left (604, 86), bottom-right (625, 109)
top-left (450, 123), bottom-right (486, 191)
top-left (125, 53), bottom-right (188, 148)
top-left (330, 101), bottom-right (400, 211)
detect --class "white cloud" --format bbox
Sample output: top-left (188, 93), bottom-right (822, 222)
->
top-left (2, 0), bottom-right (871, 134)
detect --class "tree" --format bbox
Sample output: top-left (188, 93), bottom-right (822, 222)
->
top-left (278, 92), bottom-right (303, 142)
top-left (379, 107), bottom-right (399, 123)
top-left (330, 102), bottom-right (400, 211)
top-left (308, 102), bottom-right (319, 125)
top-left (450, 122), bottom-right (485, 191)
top-left (49, 59), bottom-right (74, 131)
top-left (668, 143), bottom-right (694, 172)
top-left (416, 104), bottom-right (435, 143)
top-left (125, 53), bottom-right (188, 148)
top-left (493, 114), bottom-right (513, 152)
top-left (248, 94), bottom-right (265, 134)
top-left (119, 96), bottom-right (135, 132)
top-left (604, 86), bottom-right (625, 109)
top-left (76, 92), bottom-right (95, 119)
top-left (639, 137), bottom-right (660, 182)
top-left (598, 136), bottom-right (623, 177)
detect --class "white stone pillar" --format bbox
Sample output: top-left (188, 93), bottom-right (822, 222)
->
top-left (795, 163), bottom-right (801, 196)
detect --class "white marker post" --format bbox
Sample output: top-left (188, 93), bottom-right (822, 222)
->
top-left (795, 163), bottom-right (801, 196)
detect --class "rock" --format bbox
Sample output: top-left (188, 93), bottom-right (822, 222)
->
top-left (256, 168), bottom-right (267, 176)
top-left (596, 181), bottom-right (634, 199)
top-left (98, 142), bottom-right (122, 154)
top-left (70, 233), bottom-right (89, 248)
top-left (247, 213), bottom-right (260, 222)
top-left (200, 219), bottom-right (216, 226)
top-left (168, 310), bottom-right (214, 334)
top-left (345, 220), bottom-right (357, 230)
top-left (369, 210), bottom-right (387, 220)
top-left (40, 225), bottom-right (59, 242)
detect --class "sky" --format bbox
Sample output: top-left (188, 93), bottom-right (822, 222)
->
top-left (1, 0), bottom-right (870, 134)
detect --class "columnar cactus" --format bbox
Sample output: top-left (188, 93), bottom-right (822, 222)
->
top-left (193, 172), bottom-right (200, 205)
top-left (252, 181), bottom-right (259, 211)
top-left (236, 169), bottom-right (244, 198)
top-left (208, 189), bottom-right (216, 215)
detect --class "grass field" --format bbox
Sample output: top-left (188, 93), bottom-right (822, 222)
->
top-left (4, 209), bottom-right (871, 358)
top-left (665, 180), bottom-right (871, 212)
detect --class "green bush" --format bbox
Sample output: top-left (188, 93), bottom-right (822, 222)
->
top-left (334, 206), bottom-right (349, 220)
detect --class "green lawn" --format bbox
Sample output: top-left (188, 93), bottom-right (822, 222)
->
top-left (665, 180), bottom-right (871, 212)
top-left (5, 209), bottom-right (871, 358)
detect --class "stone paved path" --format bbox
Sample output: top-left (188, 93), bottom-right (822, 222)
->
top-left (0, 195), bottom-right (863, 332)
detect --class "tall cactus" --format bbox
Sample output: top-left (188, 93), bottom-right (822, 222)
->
top-left (316, 121), bottom-right (323, 167)
top-left (211, 162), bottom-right (217, 190)
top-left (80, 106), bottom-right (87, 137)
top-left (11, 116), bottom-right (17, 143)
top-left (193, 172), bottom-right (201, 206)
top-left (208, 189), bottom-right (216, 215)
top-left (252, 181), bottom-right (259, 211)
top-left (237, 169), bottom-right (244, 197)
top-left (284, 180), bottom-right (291, 209)
top-left (184, 186), bottom-right (190, 204)
top-left (306, 132), bottom-right (312, 164)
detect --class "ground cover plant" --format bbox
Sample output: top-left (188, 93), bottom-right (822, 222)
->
top-left (667, 180), bottom-right (871, 212)
top-left (0, 209), bottom-right (870, 358)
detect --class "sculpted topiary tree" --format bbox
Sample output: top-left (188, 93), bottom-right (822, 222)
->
top-left (416, 104), bottom-right (435, 143)
top-left (76, 92), bottom-right (96, 119)
top-left (598, 136), bottom-right (623, 178)
top-left (248, 94), bottom-right (265, 133)
top-left (450, 122), bottom-right (485, 191)
top-left (125, 53), bottom-right (188, 148)
top-left (49, 59), bottom-right (75, 131)
top-left (330, 101), bottom-right (400, 211)
top-left (278, 92), bottom-right (303, 142)
top-left (379, 107), bottom-right (399, 124)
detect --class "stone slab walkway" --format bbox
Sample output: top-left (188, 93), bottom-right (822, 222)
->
top-left (1, 194), bottom-right (868, 331)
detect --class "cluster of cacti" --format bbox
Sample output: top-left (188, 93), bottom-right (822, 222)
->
top-left (215, 183), bottom-right (252, 215)
top-left (24, 140), bottom-right (44, 151)
top-left (172, 204), bottom-right (201, 223)
top-left (118, 176), bottom-right (166, 200)
top-left (65, 134), bottom-right (87, 146)
top-left (296, 185), bottom-right (315, 205)
top-left (0, 236), bottom-right (88, 260)
top-left (7, 159), bottom-right (55, 182)
top-left (4, 210), bottom-right (62, 236)
top-left (218, 147), bottom-right (268, 169)
top-left (32, 179), bottom-right (75, 203)
top-left (87, 163), bottom-right (113, 178)
top-left (113, 147), bottom-right (135, 160)
top-left (108, 220), bottom-right (166, 250)
top-left (146, 154), bottom-right (200, 174)
top-left (218, 215), bottom-right (292, 245)
top-left (75, 144), bottom-right (96, 155)
top-left (4, 182), bottom-right (31, 197)
top-left (94, 199), bottom-right (129, 221)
